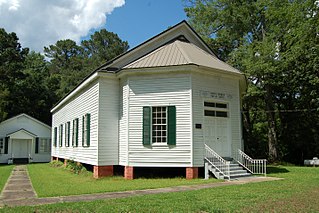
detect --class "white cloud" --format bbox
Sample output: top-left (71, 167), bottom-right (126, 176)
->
top-left (0, 0), bottom-right (125, 52)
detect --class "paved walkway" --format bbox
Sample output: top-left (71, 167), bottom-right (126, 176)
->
top-left (0, 165), bottom-right (282, 207)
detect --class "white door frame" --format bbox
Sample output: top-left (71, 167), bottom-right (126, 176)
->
top-left (203, 99), bottom-right (231, 157)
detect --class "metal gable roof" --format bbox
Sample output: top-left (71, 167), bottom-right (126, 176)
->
top-left (123, 39), bottom-right (241, 74)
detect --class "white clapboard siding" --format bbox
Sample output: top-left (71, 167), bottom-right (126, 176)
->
top-left (126, 73), bottom-right (193, 167)
top-left (52, 80), bottom-right (99, 165)
top-left (192, 72), bottom-right (242, 167)
top-left (98, 77), bottom-right (119, 165)
top-left (119, 78), bottom-right (129, 165)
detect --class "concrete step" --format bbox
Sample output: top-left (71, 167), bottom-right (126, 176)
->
top-left (229, 169), bottom-right (249, 175)
top-left (229, 173), bottom-right (252, 179)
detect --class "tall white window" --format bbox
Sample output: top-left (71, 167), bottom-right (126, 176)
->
top-left (72, 118), bottom-right (79, 147)
top-left (59, 124), bottom-right (63, 147)
top-left (82, 113), bottom-right (90, 147)
top-left (65, 121), bottom-right (70, 147)
top-left (152, 107), bottom-right (167, 143)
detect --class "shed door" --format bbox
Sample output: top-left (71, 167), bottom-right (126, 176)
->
top-left (12, 139), bottom-right (30, 158)
top-left (203, 101), bottom-right (231, 157)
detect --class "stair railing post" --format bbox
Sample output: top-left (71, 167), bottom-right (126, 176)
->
top-left (204, 162), bottom-right (209, 179)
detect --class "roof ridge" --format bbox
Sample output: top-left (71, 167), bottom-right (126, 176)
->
top-left (125, 41), bottom-right (175, 68)
top-left (174, 40), bottom-right (193, 64)
top-left (176, 41), bottom-right (241, 73)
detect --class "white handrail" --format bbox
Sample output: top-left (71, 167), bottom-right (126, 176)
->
top-left (236, 149), bottom-right (267, 176)
top-left (204, 144), bottom-right (230, 180)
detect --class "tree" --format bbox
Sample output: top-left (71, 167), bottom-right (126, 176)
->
top-left (18, 52), bottom-right (53, 124)
top-left (185, 0), bottom-right (319, 163)
top-left (44, 39), bottom-right (87, 99)
top-left (0, 28), bottom-right (28, 121)
top-left (81, 29), bottom-right (129, 67)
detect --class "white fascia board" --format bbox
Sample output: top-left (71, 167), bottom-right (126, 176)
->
top-left (117, 65), bottom-right (197, 78)
top-left (118, 64), bottom-right (244, 81)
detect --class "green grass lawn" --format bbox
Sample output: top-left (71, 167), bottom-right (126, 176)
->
top-left (0, 164), bottom-right (14, 192)
top-left (1, 165), bottom-right (319, 212)
top-left (27, 163), bottom-right (219, 197)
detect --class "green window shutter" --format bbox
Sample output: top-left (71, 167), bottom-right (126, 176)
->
top-left (4, 137), bottom-right (9, 154)
top-left (143, 106), bottom-right (151, 145)
top-left (86, 114), bottom-right (90, 146)
top-left (35, 137), bottom-right (39, 154)
top-left (76, 118), bottom-right (79, 147)
top-left (72, 120), bottom-right (75, 147)
top-left (82, 116), bottom-right (84, 146)
top-left (167, 106), bottom-right (176, 145)
top-left (54, 127), bottom-right (57, 147)
top-left (65, 121), bottom-right (71, 147)
top-left (59, 125), bottom-right (63, 147)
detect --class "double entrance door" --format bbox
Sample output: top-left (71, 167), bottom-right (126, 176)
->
top-left (12, 139), bottom-right (31, 159)
top-left (203, 100), bottom-right (231, 157)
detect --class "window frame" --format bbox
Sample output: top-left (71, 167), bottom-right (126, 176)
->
top-left (143, 106), bottom-right (176, 146)
top-left (65, 121), bottom-right (70, 147)
top-left (72, 118), bottom-right (79, 147)
top-left (59, 124), bottom-right (63, 147)
top-left (82, 113), bottom-right (90, 147)
top-left (39, 138), bottom-right (51, 153)
top-left (204, 101), bottom-right (229, 118)
top-left (151, 106), bottom-right (168, 144)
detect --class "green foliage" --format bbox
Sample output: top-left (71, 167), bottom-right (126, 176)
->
top-left (81, 29), bottom-right (129, 67)
top-left (0, 28), bottom-right (28, 121)
top-left (185, 0), bottom-right (319, 163)
top-left (49, 160), bottom-right (64, 168)
top-left (66, 160), bottom-right (87, 175)
top-left (0, 27), bottom-right (128, 125)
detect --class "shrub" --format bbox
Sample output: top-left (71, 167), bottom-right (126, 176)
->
top-left (66, 160), bottom-right (87, 175)
top-left (49, 160), bottom-right (64, 168)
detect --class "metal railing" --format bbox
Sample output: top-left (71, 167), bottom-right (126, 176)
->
top-left (204, 144), bottom-right (230, 180)
top-left (236, 149), bottom-right (267, 176)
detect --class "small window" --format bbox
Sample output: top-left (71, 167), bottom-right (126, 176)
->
top-left (72, 118), bottom-right (79, 147)
top-left (82, 113), bottom-right (90, 147)
top-left (216, 111), bottom-right (228, 117)
top-left (65, 121), bottom-right (70, 147)
top-left (59, 124), bottom-right (63, 147)
top-left (204, 101), bottom-right (229, 118)
top-left (216, 103), bottom-right (227, 109)
top-left (204, 110), bottom-right (216, 117)
top-left (39, 138), bottom-right (51, 153)
top-left (204, 102), bottom-right (216, 107)
top-left (53, 127), bottom-right (57, 147)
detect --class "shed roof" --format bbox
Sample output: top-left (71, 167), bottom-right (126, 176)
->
top-left (123, 39), bottom-right (240, 74)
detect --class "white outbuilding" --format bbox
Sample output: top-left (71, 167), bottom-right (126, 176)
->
top-left (0, 113), bottom-right (51, 164)
top-left (51, 21), bottom-right (252, 179)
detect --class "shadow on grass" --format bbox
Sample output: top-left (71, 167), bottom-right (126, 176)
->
top-left (267, 166), bottom-right (289, 174)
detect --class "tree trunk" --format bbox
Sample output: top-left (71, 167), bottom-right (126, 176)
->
top-left (265, 85), bottom-right (278, 162)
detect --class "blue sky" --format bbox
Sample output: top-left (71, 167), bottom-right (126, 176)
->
top-left (104, 0), bottom-right (187, 49)
top-left (0, 0), bottom-right (188, 52)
